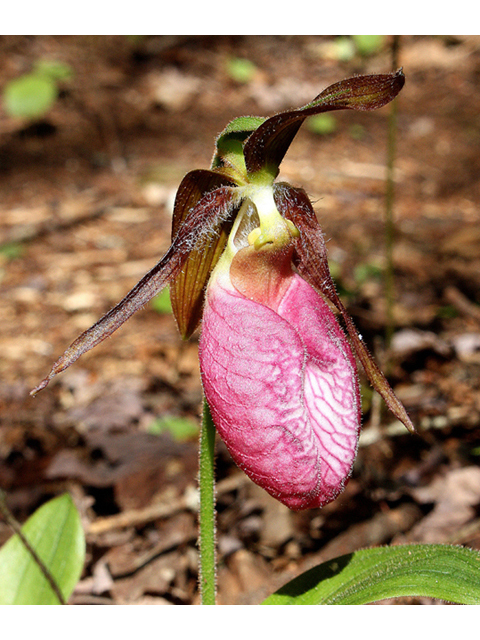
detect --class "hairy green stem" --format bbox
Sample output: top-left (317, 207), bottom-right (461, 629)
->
top-left (198, 398), bottom-right (217, 604)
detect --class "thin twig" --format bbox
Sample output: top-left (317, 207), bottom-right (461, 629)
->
top-left (444, 286), bottom-right (480, 323)
top-left (87, 474), bottom-right (248, 536)
top-left (0, 490), bottom-right (66, 605)
top-left (87, 495), bottom-right (188, 535)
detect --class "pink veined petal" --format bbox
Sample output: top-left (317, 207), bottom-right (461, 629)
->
top-left (278, 276), bottom-right (361, 497)
top-left (199, 272), bottom-right (360, 510)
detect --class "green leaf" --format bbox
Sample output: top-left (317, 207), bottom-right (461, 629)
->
top-left (33, 59), bottom-right (74, 82)
top-left (436, 305), bottom-right (459, 319)
top-left (262, 544), bottom-right (480, 605)
top-left (353, 35), bottom-right (385, 57)
top-left (148, 415), bottom-right (199, 441)
top-left (354, 261), bottom-right (383, 284)
top-left (331, 37), bottom-right (356, 61)
top-left (226, 57), bottom-right (257, 84)
top-left (349, 123), bottom-right (366, 140)
top-left (151, 286), bottom-right (173, 314)
top-left (0, 493), bottom-right (85, 604)
top-left (0, 242), bottom-right (24, 261)
top-left (307, 113), bottom-right (337, 136)
top-left (217, 115), bottom-right (267, 140)
top-left (3, 73), bottom-right (57, 119)
top-left (213, 115), bottom-right (266, 179)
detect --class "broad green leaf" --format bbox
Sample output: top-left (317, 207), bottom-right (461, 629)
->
top-left (262, 544), bottom-right (480, 605)
top-left (3, 73), bottom-right (57, 119)
top-left (0, 493), bottom-right (85, 605)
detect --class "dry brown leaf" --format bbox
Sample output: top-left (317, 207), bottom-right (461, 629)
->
top-left (408, 467), bottom-right (480, 543)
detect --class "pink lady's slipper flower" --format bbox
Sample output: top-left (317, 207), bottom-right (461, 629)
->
top-left (32, 70), bottom-right (414, 510)
top-left (199, 189), bottom-right (361, 509)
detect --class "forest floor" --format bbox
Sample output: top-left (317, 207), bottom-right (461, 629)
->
top-left (1, 35), bottom-right (480, 604)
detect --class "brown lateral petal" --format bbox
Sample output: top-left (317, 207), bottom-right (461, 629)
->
top-left (171, 169), bottom-right (237, 238)
top-left (274, 182), bottom-right (415, 434)
top-left (170, 169), bottom-right (239, 339)
top-left (31, 185), bottom-right (239, 395)
top-left (245, 70), bottom-right (405, 178)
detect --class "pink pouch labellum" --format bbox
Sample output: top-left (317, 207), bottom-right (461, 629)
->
top-left (199, 267), bottom-right (360, 510)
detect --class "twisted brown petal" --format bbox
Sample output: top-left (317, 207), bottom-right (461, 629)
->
top-left (170, 169), bottom-right (239, 339)
top-left (31, 185), bottom-right (239, 395)
top-left (244, 70), bottom-right (405, 179)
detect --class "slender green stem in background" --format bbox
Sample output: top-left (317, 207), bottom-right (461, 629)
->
top-left (198, 398), bottom-right (217, 605)
top-left (384, 35), bottom-right (401, 354)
